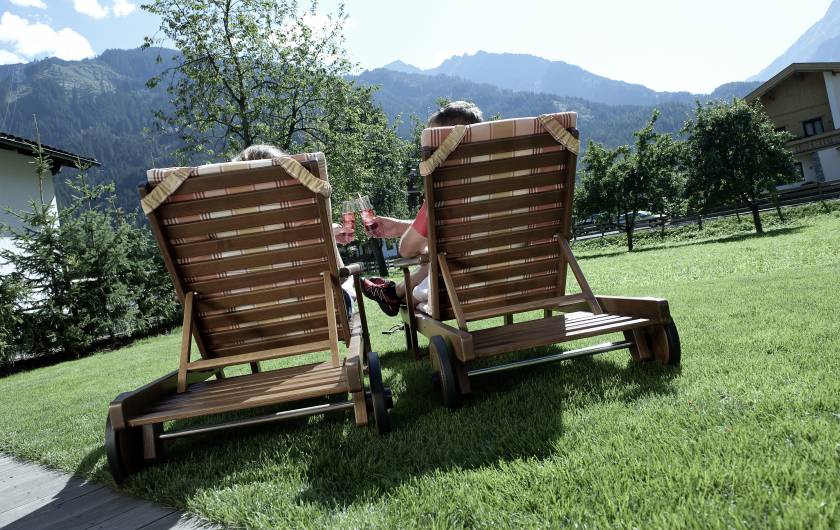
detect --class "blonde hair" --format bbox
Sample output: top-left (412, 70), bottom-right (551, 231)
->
top-left (232, 144), bottom-right (287, 161)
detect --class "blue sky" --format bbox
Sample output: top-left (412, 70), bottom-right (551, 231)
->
top-left (0, 0), bottom-right (833, 93)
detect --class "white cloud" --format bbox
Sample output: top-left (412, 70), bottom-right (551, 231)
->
top-left (111, 0), bottom-right (135, 16)
top-left (73, 0), bottom-right (108, 19)
top-left (9, 0), bottom-right (47, 9)
top-left (0, 49), bottom-right (23, 64)
top-left (0, 12), bottom-right (94, 61)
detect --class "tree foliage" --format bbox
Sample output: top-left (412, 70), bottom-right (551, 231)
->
top-left (0, 145), bottom-right (178, 365)
top-left (143, 0), bottom-right (412, 221)
top-left (577, 111), bottom-right (681, 251)
top-left (682, 99), bottom-right (796, 234)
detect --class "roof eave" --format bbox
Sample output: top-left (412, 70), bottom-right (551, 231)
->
top-left (746, 62), bottom-right (840, 102)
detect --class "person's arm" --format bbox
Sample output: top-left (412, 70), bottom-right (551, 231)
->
top-left (399, 202), bottom-right (428, 258)
top-left (399, 227), bottom-right (427, 258)
top-left (365, 216), bottom-right (412, 238)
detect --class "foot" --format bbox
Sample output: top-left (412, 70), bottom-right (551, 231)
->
top-left (361, 278), bottom-right (401, 317)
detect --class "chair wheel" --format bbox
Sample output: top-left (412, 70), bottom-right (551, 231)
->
top-left (429, 336), bottom-right (460, 409)
top-left (647, 321), bottom-right (681, 366)
top-left (367, 351), bottom-right (391, 434)
top-left (105, 415), bottom-right (144, 485)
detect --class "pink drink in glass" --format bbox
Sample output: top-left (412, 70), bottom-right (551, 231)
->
top-left (358, 196), bottom-right (379, 233)
top-left (340, 200), bottom-right (355, 242)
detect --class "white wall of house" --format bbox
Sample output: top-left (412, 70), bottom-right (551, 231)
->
top-left (817, 147), bottom-right (840, 181)
top-left (0, 150), bottom-right (58, 276)
top-left (797, 153), bottom-right (821, 182)
top-left (824, 72), bottom-right (840, 130)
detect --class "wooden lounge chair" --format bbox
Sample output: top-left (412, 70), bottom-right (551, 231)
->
top-left (397, 113), bottom-right (681, 408)
top-left (105, 153), bottom-right (392, 484)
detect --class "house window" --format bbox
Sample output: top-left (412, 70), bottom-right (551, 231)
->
top-left (802, 118), bottom-right (824, 137)
top-left (795, 162), bottom-right (804, 180)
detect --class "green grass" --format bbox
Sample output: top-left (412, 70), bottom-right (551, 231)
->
top-left (1, 208), bottom-right (840, 528)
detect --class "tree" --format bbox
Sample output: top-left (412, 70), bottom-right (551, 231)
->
top-left (682, 99), bottom-right (797, 234)
top-left (0, 273), bottom-right (26, 367)
top-left (144, 0), bottom-right (352, 157)
top-left (1, 138), bottom-right (179, 360)
top-left (143, 0), bottom-right (411, 221)
top-left (577, 111), bottom-right (680, 251)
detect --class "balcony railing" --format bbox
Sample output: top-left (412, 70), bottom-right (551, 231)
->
top-left (787, 128), bottom-right (840, 155)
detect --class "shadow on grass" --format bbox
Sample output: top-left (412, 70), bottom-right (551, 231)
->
top-left (55, 342), bottom-right (677, 519)
top-left (577, 225), bottom-right (804, 260)
top-left (294, 343), bottom-right (679, 507)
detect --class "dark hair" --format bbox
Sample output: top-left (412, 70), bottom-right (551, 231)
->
top-left (232, 144), bottom-right (287, 161)
top-left (427, 101), bottom-right (484, 127)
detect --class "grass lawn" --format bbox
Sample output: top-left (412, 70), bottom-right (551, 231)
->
top-left (1, 207), bottom-right (839, 528)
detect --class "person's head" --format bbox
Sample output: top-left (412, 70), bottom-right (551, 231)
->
top-left (427, 101), bottom-right (484, 127)
top-left (232, 144), bottom-right (286, 162)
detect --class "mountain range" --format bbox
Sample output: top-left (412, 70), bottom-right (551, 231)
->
top-left (1, 0), bottom-right (839, 216)
top-left (381, 52), bottom-right (759, 107)
top-left (750, 0), bottom-right (840, 80)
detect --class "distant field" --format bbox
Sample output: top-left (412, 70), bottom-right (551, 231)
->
top-left (0, 208), bottom-right (838, 529)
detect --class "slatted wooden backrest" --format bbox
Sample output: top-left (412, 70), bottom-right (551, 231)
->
top-left (140, 153), bottom-right (351, 364)
top-left (421, 113), bottom-right (580, 322)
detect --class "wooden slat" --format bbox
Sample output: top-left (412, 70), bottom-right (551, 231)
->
top-left (458, 289), bottom-right (558, 317)
top-left (168, 165), bottom-right (295, 195)
top-left (157, 185), bottom-right (314, 220)
top-left (211, 329), bottom-right (330, 357)
top-left (157, 367), bottom-right (345, 406)
top-left (204, 313), bottom-right (328, 347)
top-left (133, 381), bottom-right (346, 425)
top-left (434, 171), bottom-right (563, 201)
top-left (199, 298), bottom-right (326, 330)
top-left (438, 225), bottom-right (559, 255)
top-left (129, 362), bottom-right (345, 425)
top-left (434, 151), bottom-right (567, 182)
top-left (186, 261), bottom-right (327, 294)
top-left (452, 259), bottom-right (559, 287)
top-left (457, 273), bottom-right (558, 302)
top-left (473, 312), bottom-right (651, 357)
top-left (464, 293), bottom-right (588, 322)
top-left (196, 280), bottom-right (323, 312)
top-left (164, 204), bottom-right (320, 239)
top-left (448, 242), bottom-right (559, 271)
top-left (436, 190), bottom-right (563, 220)
top-left (443, 132), bottom-right (560, 160)
top-left (173, 361), bottom-right (340, 396)
top-left (171, 225), bottom-right (324, 259)
top-left (181, 245), bottom-right (326, 277)
top-left (189, 340), bottom-right (332, 371)
top-left (438, 209), bottom-right (560, 239)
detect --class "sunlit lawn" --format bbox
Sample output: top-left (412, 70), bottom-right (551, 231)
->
top-left (1, 207), bottom-right (839, 528)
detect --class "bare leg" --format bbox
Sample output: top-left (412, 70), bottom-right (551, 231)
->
top-left (395, 265), bottom-right (428, 300)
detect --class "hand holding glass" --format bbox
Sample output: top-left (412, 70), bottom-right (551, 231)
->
top-left (358, 196), bottom-right (379, 234)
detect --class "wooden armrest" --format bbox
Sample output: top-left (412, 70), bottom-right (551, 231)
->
top-left (392, 254), bottom-right (429, 269)
top-left (595, 296), bottom-right (671, 323)
top-left (339, 263), bottom-right (363, 277)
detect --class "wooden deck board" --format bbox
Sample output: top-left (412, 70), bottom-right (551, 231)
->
top-left (472, 311), bottom-right (652, 357)
top-left (0, 454), bottom-right (218, 529)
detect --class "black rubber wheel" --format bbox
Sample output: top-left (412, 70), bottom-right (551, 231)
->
top-left (105, 415), bottom-right (144, 485)
top-left (429, 336), bottom-right (460, 410)
top-left (367, 351), bottom-right (391, 434)
top-left (645, 321), bottom-right (681, 367)
top-left (663, 321), bottom-right (681, 367)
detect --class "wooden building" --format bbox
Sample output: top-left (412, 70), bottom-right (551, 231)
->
top-left (746, 63), bottom-right (840, 184)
